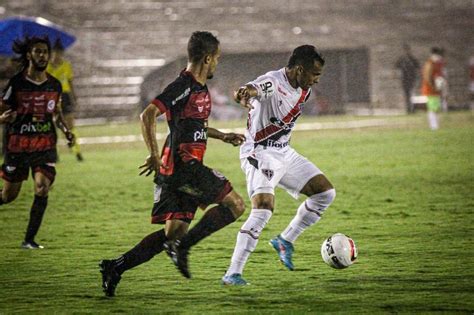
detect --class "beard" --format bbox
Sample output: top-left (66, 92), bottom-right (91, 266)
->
top-left (31, 59), bottom-right (48, 71)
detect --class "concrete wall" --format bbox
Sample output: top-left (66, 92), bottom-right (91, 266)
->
top-left (1, 0), bottom-right (473, 118)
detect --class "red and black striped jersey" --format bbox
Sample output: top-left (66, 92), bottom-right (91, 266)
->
top-left (151, 70), bottom-right (212, 175)
top-left (1, 72), bottom-right (61, 153)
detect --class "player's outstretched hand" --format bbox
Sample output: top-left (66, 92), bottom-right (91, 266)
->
top-left (139, 155), bottom-right (164, 176)
top-left (222, 133), bottom-right (245, 146)
top-left (0, 109), bottom-right (17, 123)
top-left (234, 87), bottom-right (254, 110)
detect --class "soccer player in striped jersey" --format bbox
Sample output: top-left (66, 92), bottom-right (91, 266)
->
top-left (222, 45), bottom-right (336, 285)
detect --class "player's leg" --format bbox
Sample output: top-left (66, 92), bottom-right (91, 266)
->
top-left (0, 180), bottom-right (22, 204)
top-left (223, 153), bottom-right (284, 284)
top-left (0, 163), bottom-right (26, 204)
top-left (222, 192), bottom-right (273, 285)
top-left (272, 149), bottom-right (336, 270)
top-left (426, 96), bottom-right (440, 130)
top-left (100, 185), bottom-right (188, 297)
top-left (168, 165), bottom-right (245, 278)
top-left (22, 168), bottom-right (54, 249)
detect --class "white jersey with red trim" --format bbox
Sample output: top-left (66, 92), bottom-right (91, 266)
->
top-left (240, 68), bottom-right (311, 158)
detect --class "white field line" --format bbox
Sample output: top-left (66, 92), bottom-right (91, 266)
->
top-left (60, 118), bottom-right (402, 145)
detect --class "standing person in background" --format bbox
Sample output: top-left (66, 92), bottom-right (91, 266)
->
top-left (47, 39), bottom-right (83, 161)
top-left (395, 44), bottom-right (420, 114)
top-left (0, 36), bottom-right (74, 249)
top-left (421, 47), bottom-right (446, 130)
top-left (222, 45), bottom-right (336, 285)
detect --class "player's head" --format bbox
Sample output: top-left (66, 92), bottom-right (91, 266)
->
top-left (13, 36), bottom-right (51, 72)
top-left (51, 39), bottom-right (65, 60)
top-left (431, 46), bottom-right (445, 57)
top-left (287, 45), bottom-right (325, 89)
top-left (187, 31), bottom-right (221, 79)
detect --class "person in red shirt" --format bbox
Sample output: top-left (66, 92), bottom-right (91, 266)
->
top-left (99, 31), bottom-right (246, 297)
top-left (421, 47), bottom-right (446, 130)
top-left (0, 36), bottom-right (74, 249)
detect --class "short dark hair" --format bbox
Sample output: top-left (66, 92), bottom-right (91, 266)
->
top-left (287, 45), bottom-right (325, 69)
top-left (53, 39), bottom-right (65, 52)
top-left (12, 36), bottom-right (51, 70)
top-left (187, 31), bottom-right (220, 63)
top-left (431, 46), bottom-right (444, 56)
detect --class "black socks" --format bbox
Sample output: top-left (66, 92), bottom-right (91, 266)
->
top-left (24, 195), bottom-right (48, 242)
top-left (179, 205), bottom-right (236, 249)
top-left (114, 229), bottom-right (167, 275)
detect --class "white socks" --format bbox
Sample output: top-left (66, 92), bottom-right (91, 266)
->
top-left (281, 189), bottom-right (336, 243)
top-left (225, 209), bottom-right (272, 276)
top-left (428, 111), bottom-right (439, 130)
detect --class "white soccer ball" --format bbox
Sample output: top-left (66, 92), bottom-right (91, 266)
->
top-left (321, 233), bottom-right (358, 269)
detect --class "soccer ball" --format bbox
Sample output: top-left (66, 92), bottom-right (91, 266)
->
top-left (321, 233), bottom-right (358, 269)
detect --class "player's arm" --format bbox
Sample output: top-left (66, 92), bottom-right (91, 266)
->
top-left (422, 61), bottom-right (435, 90)
top-left (208, 127), bottom-right (245, 146)
top-left (54, 97), bottom-right (75, 146)
top-left (234, 76), bottom-right (276, 109)
top-left (0, 82), bottom-right (16, 123)
top-left (139, 103), bottom-right (165, 176)
top-left (234, 84), bottom-right (258, 109)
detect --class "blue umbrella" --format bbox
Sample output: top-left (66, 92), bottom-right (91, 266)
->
top-left (0, 16), bottom-right (76, 56)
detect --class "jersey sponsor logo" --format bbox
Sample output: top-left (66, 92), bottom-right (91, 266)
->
top-left (269, 117), bottom-right (295, 131)
top-left (19, 121), bottom-right (53, 134)
top-left (171, 87), bottom-right (191, 106)
top-left (261, 168), bottom-right (274, 181)
top-left (47, 100), bottom-right (55, 112)
top-left (193, 129), bottom-right (207, 141)
top-left (260, 81), bottom-right (273, 98)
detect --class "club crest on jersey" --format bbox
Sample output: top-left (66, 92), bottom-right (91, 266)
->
top-left (47, 100), bottom-right (55, 112)
top-left (261, 168), bottom-right (274, 180)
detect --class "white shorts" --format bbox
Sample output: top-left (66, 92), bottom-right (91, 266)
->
top-left (241, 146), bottom-right (322, 199)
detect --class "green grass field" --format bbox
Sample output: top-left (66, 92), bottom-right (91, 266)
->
top-left (0, 112), bottom-right (473, 313)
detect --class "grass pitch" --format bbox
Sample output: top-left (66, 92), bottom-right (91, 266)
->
top-left (0, 112), bottom-right (473, 313)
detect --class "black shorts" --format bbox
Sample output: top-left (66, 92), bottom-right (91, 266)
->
top-left (61, 93), bottom-right (75, 115)
top-left (151, 160), bottom-right (232, 224)
top-left (1, 151), bottom-right (57, 183)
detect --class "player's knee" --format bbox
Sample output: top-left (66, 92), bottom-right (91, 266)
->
top-left (2, 193), bottom-right (18, 204)
top-left (305, 188), bottom-right (336, 215)
top-left (35, 184), bottom-right (50, 197)
top-left (256, 201), bottom-right (273, 211)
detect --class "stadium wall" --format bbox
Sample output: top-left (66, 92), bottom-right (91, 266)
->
top-left (1, 0), bottom-right (473, 119)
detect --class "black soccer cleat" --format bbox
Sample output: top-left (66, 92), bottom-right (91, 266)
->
top-left (164, 240), bottom-right (191, 279)
top-left (99, 260), bottom-right (121, 297)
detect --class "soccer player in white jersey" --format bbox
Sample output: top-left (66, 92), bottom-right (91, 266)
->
top-left (222, 45), bottom-right (336, 285)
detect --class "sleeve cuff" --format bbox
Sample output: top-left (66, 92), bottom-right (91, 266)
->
top-left (152, 99), bottom-right (167, 113)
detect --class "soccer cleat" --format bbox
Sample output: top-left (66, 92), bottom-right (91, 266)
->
top-left (269, 235), bottom-right (295, 271)
top-left (99, 260), bottom-right (121, 297)
top-left (221, 273), bottom-right (249, 286)
top-left (21, 241), bottom-right (44, 249)
top-left (164, 240), bottom-right (191, 279)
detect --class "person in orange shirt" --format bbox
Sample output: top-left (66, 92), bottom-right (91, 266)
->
top-left (421, 47), bottom-right (446, 130)
top-left (47, 40), bottom-right (83, 161)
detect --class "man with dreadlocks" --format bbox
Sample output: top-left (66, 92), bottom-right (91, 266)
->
top-left (0, 36), bottom-right (74, 249)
